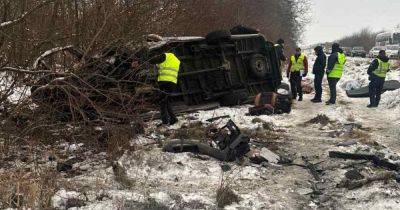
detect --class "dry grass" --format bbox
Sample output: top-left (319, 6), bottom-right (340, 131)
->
top-left (305, 114), bottom-right (332, 126)
top-left (0, 169), bottom-right (59, 209)
top-left (112, 162), bottom-right (135, 189)
top-left (216, 186), bottom-right (240, 208)
top-left (166, 121), bottom-right (217, 142)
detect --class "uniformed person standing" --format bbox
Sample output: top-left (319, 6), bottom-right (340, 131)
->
top-left (286, 47), bottom-right (308, 101)
top-left (367, 50), bottom-right (390, 108)
top-left (154, 52), bottom-right (181, 125)
top-left (311, 46), bottom-right (326, 103)
top-left (326, 43), bottom-right (346, 105)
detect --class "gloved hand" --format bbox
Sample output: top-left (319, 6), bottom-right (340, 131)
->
top-left (302, 72), bottom-right (308, 77)
top-left (286, 72), bottom-right (290, 78)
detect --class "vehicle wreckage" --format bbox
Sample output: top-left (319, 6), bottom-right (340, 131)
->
top-left (30, 28), bottom-right (292, 121)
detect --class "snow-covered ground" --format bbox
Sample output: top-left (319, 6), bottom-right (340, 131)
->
top-left (1, 56), bottom-right (400, 209)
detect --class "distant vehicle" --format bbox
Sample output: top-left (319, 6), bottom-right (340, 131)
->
top-left (375, 31), bottom-right (400, 46)
top-left (386, 45), bottom-right (400, 59)
top-left (369, 46), bottom-right (386, 58)
top-left (342, 47), bottom-right (352, 56)
top-left (351, 46), bottom-right (366, 58)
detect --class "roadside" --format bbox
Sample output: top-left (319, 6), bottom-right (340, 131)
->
top-left (1, 57), bottom-right (399, 209)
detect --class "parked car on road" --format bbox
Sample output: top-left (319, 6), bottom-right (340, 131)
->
top-left (351, 46), bottom-right (366, 57)
top-left (386, 45), bottom-right (400, 59)
top-left (342, 47), bottom-right (352, 56)
top-left (369, 46), bottom-right (386, 58)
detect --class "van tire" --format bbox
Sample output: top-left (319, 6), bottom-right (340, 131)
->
top-left (249, 54), bottom-right (268, 78)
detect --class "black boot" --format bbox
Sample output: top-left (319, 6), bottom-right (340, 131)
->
top-left (311, 98), bottom-right (322, 103)
top-left (298, 95), bottom-right (303, 101)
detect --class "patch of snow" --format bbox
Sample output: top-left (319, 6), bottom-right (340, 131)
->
top-left (51, 189), bottom-right (84, 209)
top-left (381, 89), bottom-right (400, 109)
top-left (33, 45), bottom-right (73, 69)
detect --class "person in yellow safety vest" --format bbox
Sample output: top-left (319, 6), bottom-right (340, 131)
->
top-left (286, 47), bottom-right (308, 101)
top-left (367, 50), bottom-right (390, 108)
top-left (154, 52), bottom-right (181, 125)
top-left (132, 51), bottom-right (181, 125)
top-left (326, 43), bottom-right (346, 105)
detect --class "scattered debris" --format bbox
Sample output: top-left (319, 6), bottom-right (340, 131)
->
top-left (329, 151), bottom-right (400, 171)
top-left (302, 156), bottom-right (322, 181)
top-left (338, 171), bottom-right (399, 190)
top-left (344, 169), bottom-right (364, 180)
top-left (164, 120), bottom-right (250, 161)
top-left (337, 140), bottom-right (358, 147)
top-left (206, 115), bottom-right (230, 123)
top-left (259, 148), bottom-right (280, 164)
top-left (248, 91), bottom-right (292, 116)
top-left (305, 114), bottom-right (331, 126)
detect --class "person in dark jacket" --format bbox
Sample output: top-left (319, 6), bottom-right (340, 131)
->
top-left (326, 43), bottom-right (346, 105)
top-left (274, 39), bottom-right (287, 71)
top-left (311, 46), bottom-right (326, 103)
top-left (367, 50), bottom-right (390, 108)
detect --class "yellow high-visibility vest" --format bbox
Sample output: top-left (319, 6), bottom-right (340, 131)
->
top-left (328, 52), bottom-right (346, 78)
top-left (157, 53), bottom-right (181, 84)
top-left (290, 53), bottom-right (305, 72)
top-left (373, 59), bottom-right (390, 78)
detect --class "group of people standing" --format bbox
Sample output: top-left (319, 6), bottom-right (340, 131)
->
top-left (137, 37), bottom-right (391, 126)
top-left (280, 41), bottom-right (390, 107)
top-left (281, 42), bottom-right (346, 105)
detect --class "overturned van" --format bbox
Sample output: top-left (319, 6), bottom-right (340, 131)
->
top-left (148, 30), bottom-right (286, 105)
top-left (31, 29), bottom-right (290, 121)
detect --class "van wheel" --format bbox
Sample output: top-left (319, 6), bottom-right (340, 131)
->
top-left (205, 30), bottom-right (231, 44)
top-left (249, 54), bottom-right (268, 78)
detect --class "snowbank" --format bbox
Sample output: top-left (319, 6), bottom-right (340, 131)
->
top-left (381, 89), bottom-right (400, 109)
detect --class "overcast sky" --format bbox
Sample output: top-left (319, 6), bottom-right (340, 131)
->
top-left (303, 0), bottom-right (400, 45)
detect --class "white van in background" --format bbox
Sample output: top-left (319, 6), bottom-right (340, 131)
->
top-left (369, 46), bottom-right (386, 58)
top-left (386, 45), bottom-right (400, 59)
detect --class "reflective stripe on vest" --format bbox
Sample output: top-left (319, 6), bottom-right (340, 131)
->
top-left (290, 53), bottom-right (305, 72)
top-left (328, 52), bottom-right (346, 78)
top-left (373, 59), bottom-right (390, 78)
top-left (157, 53), bottom-right (181, 84)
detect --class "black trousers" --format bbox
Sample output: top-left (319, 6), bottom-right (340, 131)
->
top-left (369, 76), bottom-right (385, 106)
top-left (327, 77), bottom-right (340, 104)
top-left (314, 73), bottom-right (324, 100)
top-left (158, 81), bottom-right (177, 125)
top-left (290, 72), bottom-right (302, 98)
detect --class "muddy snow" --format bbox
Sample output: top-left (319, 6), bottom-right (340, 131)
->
top-left (2, 57), bottom-right (400, 210)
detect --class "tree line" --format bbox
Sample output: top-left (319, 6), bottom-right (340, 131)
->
top-left (335, 28), bottom-right (378, 51)
top-left (0, 0), bottom-right (310, 68)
